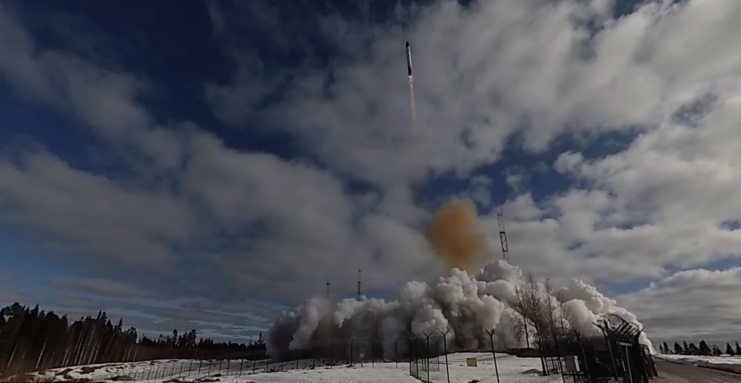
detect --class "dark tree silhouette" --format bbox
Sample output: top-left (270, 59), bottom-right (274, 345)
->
top-left (673, 342), bottom-right (683, 355)
top-left (0, 302), bottom-right (266, 378)
top-left (698, 340), bottom-right (711, 356)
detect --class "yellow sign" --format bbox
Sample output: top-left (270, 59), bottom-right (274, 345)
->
top-left (466, 358), bottom-right (478, 367)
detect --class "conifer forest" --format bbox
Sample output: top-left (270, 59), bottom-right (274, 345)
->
top-left (0, 303), bottom-right (266, 378)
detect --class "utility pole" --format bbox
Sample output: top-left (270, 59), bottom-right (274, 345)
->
top-left (497, 206), bottom-right (510, 261)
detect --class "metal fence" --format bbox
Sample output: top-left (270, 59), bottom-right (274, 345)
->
top-left (81, 337), bottom-right (409, 382)
top-left (31, 327), bottom-right (657, 383)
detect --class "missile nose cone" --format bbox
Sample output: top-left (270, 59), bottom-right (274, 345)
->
top-left (406, 41), bottom-right (410, 47)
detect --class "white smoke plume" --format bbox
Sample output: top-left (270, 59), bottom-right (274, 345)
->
top-left (266, 260), bottom-right (653, 358)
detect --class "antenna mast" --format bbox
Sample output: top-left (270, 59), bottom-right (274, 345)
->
top-left (326, 277), bottom-right (331, 300)
top-left (497, 206), bottom-right (510, 261)
top-left (357, 268), bottom-right (362, 299)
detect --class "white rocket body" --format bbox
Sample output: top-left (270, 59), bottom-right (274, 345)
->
top-left (406, 41), bottom-right (413, 76)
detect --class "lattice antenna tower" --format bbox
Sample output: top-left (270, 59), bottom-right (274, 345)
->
top-left (497, 206), bottom-right (510, 261)
top-left (357, 268), bottom-right (362, 299)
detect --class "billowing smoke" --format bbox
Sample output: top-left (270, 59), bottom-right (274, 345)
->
top-left (266, 199), bottom-right (653, 359)
top-left (427, 199), bottom-right (491, 273)
top-left (267, 260), bottom-right (653, 358)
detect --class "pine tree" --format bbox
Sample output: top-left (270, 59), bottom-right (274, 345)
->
top-left (673, 342), bottom-right (683, 355)
top-left (683, 341), bottom-right (690, 355)
top-left (699, 340), bottom-right (711, 356)
top-left (0, 303), bottom-right (258, 378)
top-left (688, 342), bottom-right (699, 355)
top-left (662, 342), bottom-right (670, 354)
top-left (712, 345), bottom-right (721, 356)
top-left (726, 343), bottom-right (734, 356)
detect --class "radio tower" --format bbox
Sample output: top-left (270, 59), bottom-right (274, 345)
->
top-left (357, 268), bottom-right (362, 299)
top-left (326, 277), bottom-right (331, 300)
top-left (497, 206), bottom-right (510, 261)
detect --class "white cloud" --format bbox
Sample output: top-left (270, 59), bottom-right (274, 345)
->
top-left (47, 277), bottom-right (150, 298)
top-left (210, 0), bottom-right (741, 188)
top-left (617, 267), bottom-right (741, 342)
top-left (0, 151), bottom-right (196, 265)
top-left (2, 0), bottom-right (741, 342)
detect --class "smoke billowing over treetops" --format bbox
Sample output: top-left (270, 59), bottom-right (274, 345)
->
top-left (267, 199), bottom-right (652, 357)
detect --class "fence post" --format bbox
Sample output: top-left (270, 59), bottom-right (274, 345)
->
top-left (156, 364), bottom-right (163, 380)
top-left (207, 359), bottom-right (212, 377)
top-left (601, 329), bottom-right (619, 381)
top-left (226, 354), bottom-right (232, 376)
top-left (409, 334), bottom-right (417, 376)
top-left (253, 358), bottom-right (257, 374)
top-left (408, 337), bottom-right (413, 376)
top-left (575, 332), bottom-right (591, 383)
top-left (422, 332), bottom-right (434, 383)
top-left (438, 327), bottom-right (451, 383)
top-left (372, 337), bottom-right (375, 368)
top-left (239, 358), bottom-right (244, 376)
top-left (486, 329), bottom-right (501, 383)
top-left (350, 340), bottom-right (354, 366)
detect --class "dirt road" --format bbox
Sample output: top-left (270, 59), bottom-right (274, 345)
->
top-left (654, 358), bottom-right (741, 382)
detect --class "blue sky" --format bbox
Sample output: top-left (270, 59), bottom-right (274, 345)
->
top-left (1, 0), bottom-right (741, 344)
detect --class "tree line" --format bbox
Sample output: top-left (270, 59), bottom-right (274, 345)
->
top-left (657, 340), bottom-right (741, 357)
top-left (0, 302), bottom-right (267, 378)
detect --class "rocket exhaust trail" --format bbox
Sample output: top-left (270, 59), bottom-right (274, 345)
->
top-left (409, 75), bottom-right (417, 134)
top-left (406, 41), bottom-right (417, 134)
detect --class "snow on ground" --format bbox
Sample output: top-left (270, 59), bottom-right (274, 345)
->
top-left (22, 353), bottom-right (560, 383)
top-left (425, 353), bottom-right (559, 383)
top-left (658, 354), bottom-right (741, 374)
top-left (659, 354), bottom-right (741, 365)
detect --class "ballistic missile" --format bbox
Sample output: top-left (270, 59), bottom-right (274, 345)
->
top-left (406, 41), bottom-right (413, 76)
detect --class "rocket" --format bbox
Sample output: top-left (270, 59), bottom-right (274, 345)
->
top-left (406, 41), bottom-right (413, 76)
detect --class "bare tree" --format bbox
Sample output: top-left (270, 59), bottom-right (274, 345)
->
top-left (511, 285), bottom-right (532, 348)
top-left (512, 273), bottom-right (556, 375)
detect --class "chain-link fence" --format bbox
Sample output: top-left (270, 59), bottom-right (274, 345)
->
top-left (409, 336), bottom-right (442, 382)
top-left (81, 337), bottom-right (411, 381)
top-left (35, 332), bottom-right (578, 383)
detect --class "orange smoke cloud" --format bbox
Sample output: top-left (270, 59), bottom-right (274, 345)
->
top-left (427, 199), bottom-right (492, 273)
